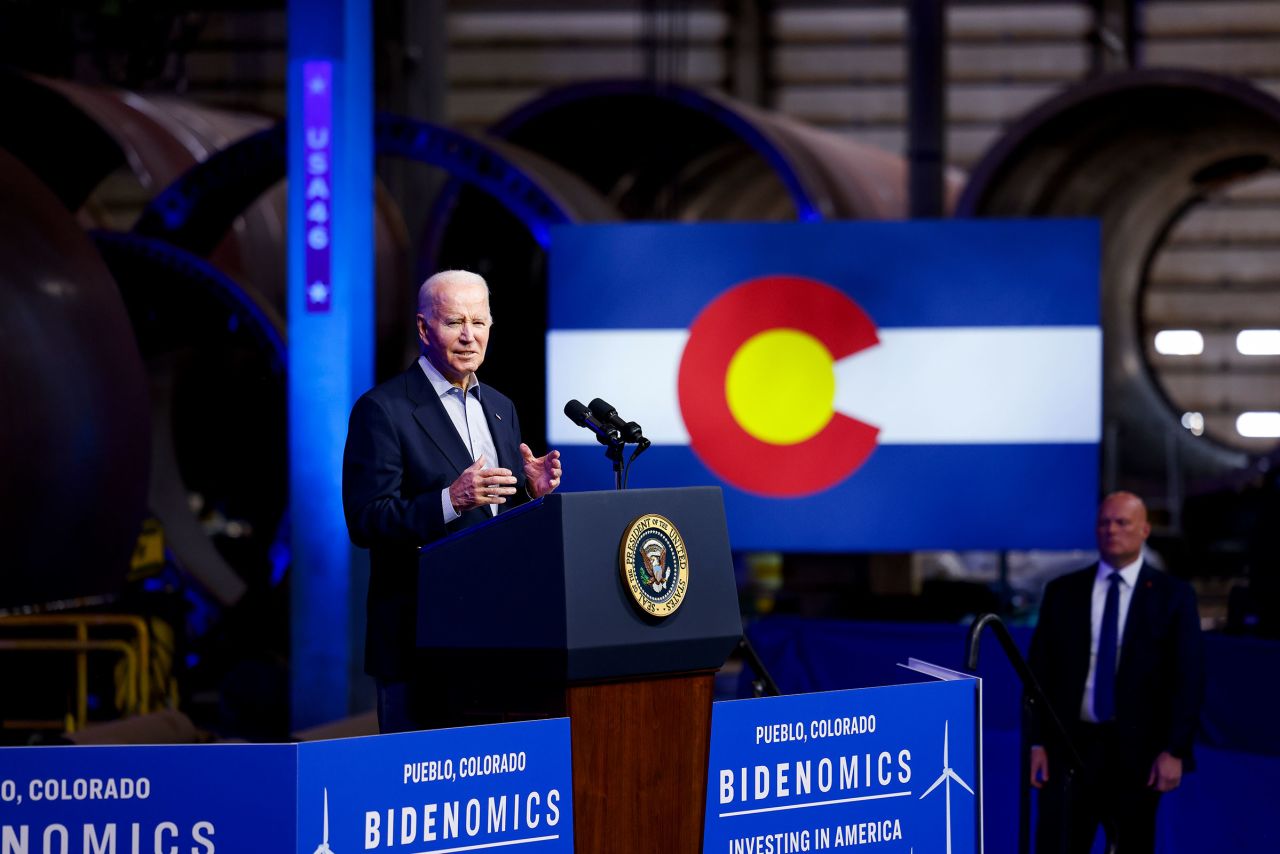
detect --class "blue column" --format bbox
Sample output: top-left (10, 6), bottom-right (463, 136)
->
top-left (287, 0), bottom-right (374, 729)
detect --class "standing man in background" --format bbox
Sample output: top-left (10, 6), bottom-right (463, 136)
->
top-left (1029, 491), bottom-right (1204, 853)
top-left (342, 269), bottom-right (562, 733)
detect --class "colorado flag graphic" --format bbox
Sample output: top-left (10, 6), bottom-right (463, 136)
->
top-left (548, 221), bottom-right (1100, 551)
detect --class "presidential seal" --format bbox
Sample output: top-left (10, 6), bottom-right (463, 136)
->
top-left (620, 514), bottom-right (689, 617)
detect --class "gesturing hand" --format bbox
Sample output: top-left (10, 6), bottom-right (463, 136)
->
top-left (449, 455), bottom-right (517, 514)
top-left (521, 443), bottom-right (562, 499)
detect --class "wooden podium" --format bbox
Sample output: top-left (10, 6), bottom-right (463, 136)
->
top-left (418, 486), bottom-right (742, 853)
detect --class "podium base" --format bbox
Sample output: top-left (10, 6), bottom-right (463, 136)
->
top-left (567, 672), bottom-right (713, 854)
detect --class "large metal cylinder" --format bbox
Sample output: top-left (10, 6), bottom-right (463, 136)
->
top-left (0, 149), bottom-right (150, 609)
top-left (439, 79), bottom-right (962, 233)
top-left (958, 69), bottom-right (1280, 490)
top-left (4, 73), bottom-right (412, 373)
top-left (0, 76), bottom-right (417, 605)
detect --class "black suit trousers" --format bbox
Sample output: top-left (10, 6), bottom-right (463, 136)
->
top-left (1037, 722), bottom-right (1160, 854)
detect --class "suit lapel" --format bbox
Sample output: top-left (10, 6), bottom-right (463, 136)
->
top-left (479, 390), bottom-right (526, 515)
top-left (1068, 566), bottom-right (1096, 676)
top-left (1120, 564), bottom-right (1155, 669)
top-left (480, 392), bottom-right (516, 472)
top-left (405, 366), bottom-right (474, 476)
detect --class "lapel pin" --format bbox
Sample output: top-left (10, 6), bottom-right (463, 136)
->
top-left (495, 413), bottom-right (502, 421)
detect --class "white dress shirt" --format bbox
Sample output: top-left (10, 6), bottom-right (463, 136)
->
top-left (1080, 556), bottom-right (1142, 722)
top-left (418, 355), bottom-right (501, 522)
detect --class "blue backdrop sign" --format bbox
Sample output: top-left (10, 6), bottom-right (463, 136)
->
top-left (297, 720), bottom-right (574, 853)
top-left (704, 674), bottom-right (980, 854)
top-left (0, 743), bottom-right (296, 851)
top-left (547, 220), bottom-right (1100, 551)
top-left (0, 719), bottom-right (572, 853)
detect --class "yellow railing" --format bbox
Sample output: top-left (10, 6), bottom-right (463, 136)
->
top-left (0, 614), bottom-right (153, 732)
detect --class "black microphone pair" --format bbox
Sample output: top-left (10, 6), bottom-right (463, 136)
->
top-left (563, 398), bottom-right (649, 450)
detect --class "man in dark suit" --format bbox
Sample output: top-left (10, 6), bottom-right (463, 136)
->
top-left (342, 269), bottom-right (562, 733)
top-left (1028, 491), bottom-right (1203, 853)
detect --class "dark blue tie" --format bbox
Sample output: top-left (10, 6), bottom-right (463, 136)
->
top-left (1094, 572), bottom-right (1121, 721)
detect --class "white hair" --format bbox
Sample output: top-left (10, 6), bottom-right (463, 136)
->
top-left (417, 269), bottom-right (490, 317)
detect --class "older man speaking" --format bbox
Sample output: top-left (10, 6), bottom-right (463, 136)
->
top-left (342, 269), bottom-right (562, 732)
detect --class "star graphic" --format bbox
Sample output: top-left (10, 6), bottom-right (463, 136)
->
top-left (308, 281), bottom-right (330, 304)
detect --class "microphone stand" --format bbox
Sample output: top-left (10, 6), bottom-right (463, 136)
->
top-left (583, 400), bottom-right (647, 490)
top-left (605, 438), bottom-right (625, 490)
top-left (566, 400), bottom-right (641, 490)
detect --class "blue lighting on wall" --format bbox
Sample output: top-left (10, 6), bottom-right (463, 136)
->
top-left (288, 0), bottom-right (373, 729)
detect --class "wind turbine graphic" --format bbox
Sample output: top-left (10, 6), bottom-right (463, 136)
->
top-left (313, 788), bottom-right (335, 854)
top-left (918, 721), bottom-right (974, 854)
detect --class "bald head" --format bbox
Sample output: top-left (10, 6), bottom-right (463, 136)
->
top-left (1096, 491), bottom-right (1150, 567)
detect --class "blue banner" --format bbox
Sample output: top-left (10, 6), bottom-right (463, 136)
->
top-left (703, 675), bottom-right (980, 854)
top-left (297, 719), bottom-right (574, 853)
top-left (0, 743), bottom-right (296, 851)
top-left (547, 220), bottom-right (1100, 551)
top-left (0, 719), bottom-right (573, 854)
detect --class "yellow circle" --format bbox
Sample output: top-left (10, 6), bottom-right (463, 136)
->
top-left (725, 329), bottom-right (836, 445)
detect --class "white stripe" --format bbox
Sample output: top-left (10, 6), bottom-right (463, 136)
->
top-left (835, 327), bottom-right (1101, 443)
top-left (548, 330), bottom-right (691, 444)
top-left (547, 327), bottom-right (1100, 445)
top-left (718, 789), bottom-right (912, 818)
top-left (411, 834), bottom-right (560, 854)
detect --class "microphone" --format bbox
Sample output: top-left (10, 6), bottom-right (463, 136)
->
top-left (564, 399), bottom-right (621, 446)
top-left (588, 398), bottom-right (649, 449)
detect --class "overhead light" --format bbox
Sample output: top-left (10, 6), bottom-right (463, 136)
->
top-left (1236, 412), bottom-right (1280, 438)
top-left (1180, 411), bottom-right (1205, 436)
top-left (1236, 329), bottom-right (1280, 356)
top-left (1154, 330), bottom-right (1204, 356)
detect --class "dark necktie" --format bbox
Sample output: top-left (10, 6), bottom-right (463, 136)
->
top-left (1094, 571), bottom-right (1121, 721)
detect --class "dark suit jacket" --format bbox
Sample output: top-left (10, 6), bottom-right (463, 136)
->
top-left (342, 363), bottom-right (529, 680)
top-left (1028, 563), bottom-right (1204, 781)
